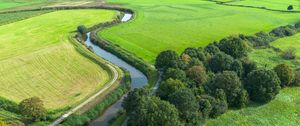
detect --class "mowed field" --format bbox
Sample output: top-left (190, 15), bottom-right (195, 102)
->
top-left (99, 0), bottom-right (300, 63)
top-left (0, 9), bottom-right (118, 109)
top-left (217, 0), bottom-right (300, 11)
top-left (0, 0), bottom-right (46, 9)
top-left (206, 87), bottom-right (300, 126)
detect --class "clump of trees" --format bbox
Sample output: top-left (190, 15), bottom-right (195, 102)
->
top-left (77, 25), bottom-right (88, 34)
top-left (125, 23), bottom-right (300, 125)
top-left (19, 97), bottom-right (46, 122)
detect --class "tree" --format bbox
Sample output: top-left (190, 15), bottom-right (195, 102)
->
top-left (157, 79), bottom-right (186, 100)
top-left (186, 65), bottom-right (208, 86)
top-left (199, 95), bottom-right (228, 118)
top-left (122, 88), bottom-right (149, 114)
top-left (182, 47), bottom-right (206, 62)
top-left (282, 47), bottom-right (296, 60)
top-left (287, 5), bottom-right (294, 10)
top-left (204, 43), bottom-right (220, 55)
top-left (77, 25), bottom-right (88, 34)
top-left (19, 97), bottom-right (46, 122)
top-left (240, 58), bottom-right (257, 78)
top-left (127, 96), bottom-right (182, 126)
top-left (155, 50), bottom-right (183, 71)
top-left (168, 89), bottom-right (200, 124)
top-left (163, 68), bottom-right (186, 82)
top-left (198, 96), bottom-right (212, 119)
top-left (209, 52), bottom-right (234, 73)
top-left (274, 64), bottom-right (295, 87)
top-left (218, 36), bottom-right (249, 58)
top-left (188, 58), bottom-right (203, 68)
top-left (206, 71), bottom-right (246, 107)
top-left (231, 60), bottom-right (243, 77)
top-left (246, 69), bottom-right (281, 103)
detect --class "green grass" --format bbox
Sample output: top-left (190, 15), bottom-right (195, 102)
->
top-left (0, 0), bottom-right (46, 10)
top-left (271, 33), bottom-right (300, 57)
top-left (0, 10), bottom-right (51, 26)
top-left (249, 48), bottom-right (300, 69)
top-left (99, 0), bottom-right (300, 63)
top-left (0, 9), bottom-right (119, 109)
top-left (206, 86), bottom-right (300, 126)
top-left (217, 0), bottom-right (300, 11)
top-left (0, 110), bottom-right (20, 120)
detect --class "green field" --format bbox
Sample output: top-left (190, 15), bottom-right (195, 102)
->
top-left (99, 0), bottom-right (300, 63)
top-left (0, 9), bottom-right (118, 109)
top-left (272, 33), bottom-right (300, 57)
top-left (0, 10), bottom-right (51, 26)
top-left (206, 87), bottom-right (300, 126)
top-left (217, 0), bottom-right (300, 11)
top-left (0, 0), bottom-right (46, 9)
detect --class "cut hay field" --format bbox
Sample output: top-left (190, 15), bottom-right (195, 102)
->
top-left (206, 87), bottom-right (300, 126)
top-left (217, 0), bottom-right (300, 11)
top-left (0, 9), bottom-right (119, 109)
top-left (99, 0), bottom-right (300, 63)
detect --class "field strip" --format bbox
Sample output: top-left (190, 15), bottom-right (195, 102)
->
top-left (50, 63), bottom-right (119, 126)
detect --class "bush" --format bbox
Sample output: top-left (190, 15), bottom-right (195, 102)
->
top-left (19, 97), bottom-right (46, 122)
top-left (186, 65), bottom-right (208, 86)
top-left (218, 36), bottom-right (249, 58)
top-left (287, 5), bottom-right (293, 10)
top-left (209, 52), bottom-right (234, 73)
top-left (282, 47), bottom-right (296, 60)
top-left (245, 32), bottom-right (277, 47)
top-left (0, 97), bottom-right (19, 113)
top-left (295, 22), bottom-right (300, 29)
top-left (294, 70), bottom-right (300, 85)
top-left (274, 64), bottom-right (295, 87)
top-left (199, 95), bottom-right (227, 118)
top-left (77, 25), bottom-right (88, 34)
top-left (270, 25), bottom-right (297, 37)
top-left (240, 58), bottom-right (257, 78)
top-left (246, 69), bottom-right (281, 103)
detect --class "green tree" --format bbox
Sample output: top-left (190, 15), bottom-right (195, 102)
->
top-left (246, 69), bottom-right (281, 103)
top-left (122, 88), bottom-right (149, 114)
top-left (240, 58), bottom-right (257, 78)
top-left (231, 60), bottom-right (244, 77)
top-left (204, 43), bottom-right (220, 55)
top-left (287, 5), bottom-right (294, 10)
top-left (274, 64), bottom-right (295, 87)
top-left (77, 25), bottom-right (88, 34)
top-left (199, 95), bottom-right (228, 118)
top-left (209, 52), bottom-right (234, 73)
top-left (218, 36), bottom-right (249, 58)
top-left (157, 79), bottom-right (186, 100)
top-left (163, 68), bottom-right (186, 82)
top-left (206, 71), bottom-right (246, 107)
top-left (128, 96), bottom-right (182, 126)
top-left (155, 50), bottom-right (183, 70)
top-left (18, 97), bottom-right (46, 122)
top-left (186, 65), bottom-right (208, 86)
top-left (168, 89), bottom-right (200, 124)
top-left (182, 47), bottom-right (206, 62)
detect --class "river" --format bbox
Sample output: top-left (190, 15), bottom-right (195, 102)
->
top-left (86, 13), bottom-right (148, 126)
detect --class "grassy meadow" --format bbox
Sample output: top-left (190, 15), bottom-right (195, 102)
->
top-left (99, 0), bottom-right (300, 63)
top-left (0, 9), bottom-right (118, 109)
top-left (206, 87), bottom-right (300, 126)
top-left (0, 0), bottom-right (46, 10)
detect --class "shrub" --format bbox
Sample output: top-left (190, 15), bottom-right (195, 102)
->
top-left (295, 22), bottom-right (300, 29)
top-left (19, 97), bottom-right (46, 122)
top-left (294, 70), bottom-right (300, 85)
top-left (245, 32), bottom-right (277, 47)
top-left (246, 69), bottom-right (281, 103)
top-left (186, 65), bottom-right (208, 86)
top-left (0, 97), bottom-right (18, 113)
top-left (274, 64), bottom-right (295, 87)
top-left (157, 79), bottom-right (186, 100)
top-left (287, 5), bottom-right (293, 10)
top-left (270, 25), bottom-right (297, 37)
top-left (282, 47), bottom-right (296, 60)
top-left (218, 36), bottom-right (249, 58)
top-left (209, 52), bottom-right (234, 73)
top-left (199, 95), bottom-right (228, 118)
top-left (77, 25), bottom-right (88, 34)
top-left (240, 58), bottom-right (257, 78)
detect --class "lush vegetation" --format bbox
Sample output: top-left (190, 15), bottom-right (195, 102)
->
top-left (0, 10), bottom-right (51, 26)
top-left (0, 0), bottom-right (46, 10)
top-left (99, 0), bottom-right (300, 63)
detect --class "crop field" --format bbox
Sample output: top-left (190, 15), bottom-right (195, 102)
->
top-left (99, 0), bottom-right (300, 63)
top-left (0, 0), bottom-right (46, 10)
top-left (0, 10), bottom-right (51, 25)
top-left (216, 0), bottom-right (300, 11)
top-left (206, 86), bottom-right (300, 126)
top-left (0, 9), bottom-right (118, 109)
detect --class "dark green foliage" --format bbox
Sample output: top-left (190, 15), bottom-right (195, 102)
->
top-left (157, 79), bottom-right (186, 100)
top-left (128, 96), bottom-right (182, 126)
top-left (270, 25), bottom-right (297, 37)
top-left (206, 71), bottom-right (246, 107)
top-left (231, 60), bottom-right (243, 77)
top-left (295, 22), bottom-right (300, 28)
top-left (182, 47), bottom-right (207, 62)
top-left (274, 64), bottom-right (295, 87)
top-left (246, 69), bottom-right (281, 103)
top-left (77, 25), bottom-right (88, 34)
top-left (240, 58), bottom-right (257, 78)
top-left (19, 97), bottom-right (46, 122)
top-left (163, 68), bottom-right (186, 82)
top-left (0, 97), bottom-right (19, 113)
top-left (198, 96), bottom-right (212, 119)
top-left (209, 52), bottom-right (234, 73)
top-left (282, 47), bottom-right (296, 60)
top-left (204, 43), bottom-right (220, 55)
top-left (235, 89), bottom-right (249, 108)
top-left (294, 70), bottom-right (300, 85)
top-left (186, 65), bottom-right (208, 86)
top-left (199, 95), bottom-right (228, 118)
top-left (123, 88), bottom-right (149, 114)
top-left (187, 58), bottom-right (203, 68)
top-left (245, 32), bottom-right (277, 47)
top-left (155, 50), bottom-right (183, 70)
top-left (168, 89), bottom-right (200, 124)
top-left (287, 5), bottom-right (294, 10)
top-left (218, 36), bottom-right (249, 58)
top-left (6, 120), bottom-right (25, 126)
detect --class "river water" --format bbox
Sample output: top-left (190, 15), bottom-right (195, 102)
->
top-left (87, 13), bottom-right (148, 126)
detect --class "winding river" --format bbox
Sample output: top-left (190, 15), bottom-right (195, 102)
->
top-left (86, 13), bottom-right (148, 126)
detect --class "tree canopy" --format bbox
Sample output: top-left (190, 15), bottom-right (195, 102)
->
top-left (18, 97), bottom-right (46, 122)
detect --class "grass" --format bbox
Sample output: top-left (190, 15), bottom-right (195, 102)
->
top-left (99, 0), bottom-right (300, 63)
top-left (216, 0), bottom-right (300, 11)
top-left (0, 0), bottom-right (46, 10)
top-left (206, 86), bottom-right (300, 126)
top-left (0, 10), bottom-right (51, 26)
top-left (249, 48), bottom-right (300, 69)
top-left (0, 110), bottom-right (20, 120)
top-left (271, 33), bottom-right (300, 57)
top-left (0, 9), bottom-right (119, 109)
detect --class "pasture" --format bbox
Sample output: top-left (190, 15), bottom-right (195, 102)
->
top-left (0, 9), bottom-right (118, 109)
top-left (99, 0), bottom-right (300, 63)
top-left (206, 87), bottom-right (300, 126)
top-left (0, 0), bottom-right (46, 10)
